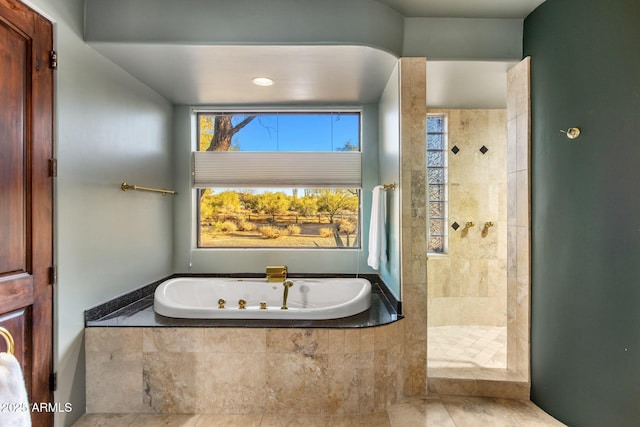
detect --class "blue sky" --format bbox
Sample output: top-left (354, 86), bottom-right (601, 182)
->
top-left (228, 113), bottom-right (360, 152)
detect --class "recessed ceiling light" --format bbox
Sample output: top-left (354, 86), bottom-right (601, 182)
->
top-left (252, 77), bottom-right (274, 87)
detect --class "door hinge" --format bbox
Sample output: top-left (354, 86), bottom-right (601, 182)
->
top-left (49, 266), bottom-right (57, 286)
top-left (49, 50), bottom-right (57, 70)
top-left (49, 372), bottom-right (57, 392)
top-left (49, 158), bottom-right (57, 177)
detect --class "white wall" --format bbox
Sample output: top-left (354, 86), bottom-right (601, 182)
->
top-left (377, 64), bottom-right (402, 299)
top-left (24, 1), bottom-right (174, 425)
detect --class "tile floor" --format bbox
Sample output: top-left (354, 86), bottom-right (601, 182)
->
top-left (428, 326), bottom-right (507, 370)
top-left (72, 395), bottom-right (566, 426)
top-left (74, 396), bottom-right (564, 427)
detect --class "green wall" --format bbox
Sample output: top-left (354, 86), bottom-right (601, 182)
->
top-left (524, 1), bottom-right (640, 425)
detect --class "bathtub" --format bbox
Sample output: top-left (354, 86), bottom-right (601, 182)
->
top-left (154, 276), bottom-right (372, 320)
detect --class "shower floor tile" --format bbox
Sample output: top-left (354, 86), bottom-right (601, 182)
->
top-left (428, 325), bottom-right (507, 369)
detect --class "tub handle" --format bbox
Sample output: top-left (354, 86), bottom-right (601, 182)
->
top-left (238, 299), bottom-right (247, 309)
top-left (281, 280), bottom-right (294, 310)
top-left (260, 302), bottom-right (267, 310)
top-left (218, 298), bottom-right (226, 309)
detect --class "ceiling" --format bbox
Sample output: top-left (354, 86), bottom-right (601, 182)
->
top-left (89, 0), bottom-right (545, 107)
top-left (377, 0), bottom-right (545, 19)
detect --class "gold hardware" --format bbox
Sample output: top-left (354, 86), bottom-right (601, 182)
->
top-left (121, 182), bottom-right (176, 196)
top-left (461, 221), bottom-right (475, 238)
top-left (260, 302), bottom-right (267, 310)
top-left (218, 298), bottom-right (226, 309)
top-left (560, 127), bottom-right (580, 139)
top-left (0, 326), bottom-right (15, 355)
top-left (482, 221), bottom-right (495, 238)
top-left (266, 265), bottom-right (287, 282)
top-left (238, 299), bottom-right (247, 309)
top-left (281, 280), bottom-right (294, 310)
top-left (382, 183), bottom-right (397, 190)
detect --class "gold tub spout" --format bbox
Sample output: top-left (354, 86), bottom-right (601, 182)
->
top-left (266, 265), bottom-right (287, 282)
top-left (238, 299), bottom-right (247, 309)
top-left (281, 280), bottom-right (294, 310)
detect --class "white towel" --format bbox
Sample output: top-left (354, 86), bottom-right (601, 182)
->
top-left (0, 353), bottom-right (31, 427)
top-left (367, 185), bottom-right (387, 270)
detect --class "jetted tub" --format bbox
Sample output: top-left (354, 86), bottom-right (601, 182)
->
top-left (154, 277), bottom-right (372, 320)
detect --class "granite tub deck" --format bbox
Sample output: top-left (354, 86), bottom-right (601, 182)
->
top-left (85, 274), bottom-right (411, 416)
top-left (86, 274), bottom-right (399, 328)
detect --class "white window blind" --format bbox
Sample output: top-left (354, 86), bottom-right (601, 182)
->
top-left (193, 151), bottom-right (362, 188)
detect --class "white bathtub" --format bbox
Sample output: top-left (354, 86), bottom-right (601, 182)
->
top-left (153, 276), bottom-right (372, 320)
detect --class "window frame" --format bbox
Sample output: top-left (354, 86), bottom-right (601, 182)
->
top-left (426, 113), bottom-right (449, 255)
top-left (193, 109), bottom-right (363, 250)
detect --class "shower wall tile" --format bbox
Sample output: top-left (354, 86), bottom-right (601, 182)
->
top-left (426, 108), bottom-right (508, 331)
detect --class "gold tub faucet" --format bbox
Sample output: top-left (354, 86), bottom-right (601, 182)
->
top-left (266, 265), bottom-right (287, 282)
top-left (281, 280), bottom-right (294, 310)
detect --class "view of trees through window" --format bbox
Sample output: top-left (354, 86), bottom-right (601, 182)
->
top-left (197, 112), bottom-right (361, 248)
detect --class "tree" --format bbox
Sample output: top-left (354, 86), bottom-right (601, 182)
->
top-left (317, 189), bottom-right (358, 223)
top-left (200, 114), bottom-right (256, 152)
top-left (257, 192), bottom-right (290, 216)
top-left (291, 195), bottom-right (318, 216)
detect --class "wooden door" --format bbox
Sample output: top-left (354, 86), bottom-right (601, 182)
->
top-left (0, 0), bottom-right (54, 425)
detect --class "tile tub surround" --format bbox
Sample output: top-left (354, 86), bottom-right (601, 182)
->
top-left (85, 323), bottom-right (407, 415)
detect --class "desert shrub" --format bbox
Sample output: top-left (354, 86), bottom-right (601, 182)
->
top-left (259, 225), bottom-right (282, 239)
top-left (236, 220), bottom-right (255, 231)
top-left (220, 221), bottom-right (238, 232)
top-left (286, 224), bottom-right (301, 235)
top-left (319, 227), bottom-right (334, 238)
top-left (337, 219), bottom-right (356, 234)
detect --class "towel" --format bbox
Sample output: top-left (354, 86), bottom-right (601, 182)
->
top-left (367, 185), bottom-right (387, 270)
top-left (0, 353), bottom-right (31, 426)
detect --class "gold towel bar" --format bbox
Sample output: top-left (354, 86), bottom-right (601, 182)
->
top-left (382, 183), bottom-right (397, 190)
top-left (121, 182), bottom-right (176, 196)
top-left (0, 326), bottom-right (15, 355)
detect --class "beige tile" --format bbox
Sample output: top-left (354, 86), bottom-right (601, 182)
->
top-left (71, 414), bottom-right (137, 427)
top-left (194, 414), bottom-right (262, 426)
top-left (327, 329), bottom-right (345, 354)
top-left (266, 329), bottom-right (328, 355)
top-left (201, 353), bottom-right (266, 414)
top-left (143, 328), bottom-right (204, 353)
top-left (388, 396), bottom-right (456, 427)
top-left (264, 352), bottom-right (330, 414)
top-left (204, 328), bottom-right (266, 353)
top-left (259, 414), bottom-right (327, 427)
top-left (86, 346), bottom-right (145, 413)
top-left (142, 352), bottom-right (204, 413)
top-left (329, 412), bottom-right (391, 427)
top-left (129, 414), bottom-right (200, 427)
top-left (85, 328), bottom-right (142, 353)
top-left (344, 329), bottom-right (360, 354)
top-left (440, 395), bottom-right (565, 427)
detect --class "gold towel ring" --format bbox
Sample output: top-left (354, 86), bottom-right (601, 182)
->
top-left (0, 326), bottom-right (15, 355)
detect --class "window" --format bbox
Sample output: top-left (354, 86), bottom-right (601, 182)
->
top-left (194, 112), bottom-right (362, 249)
top-left (427, 114), bottom-right (448, 253)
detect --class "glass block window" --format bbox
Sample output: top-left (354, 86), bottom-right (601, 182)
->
top-left (427, 114), bottom-right (448, 253)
